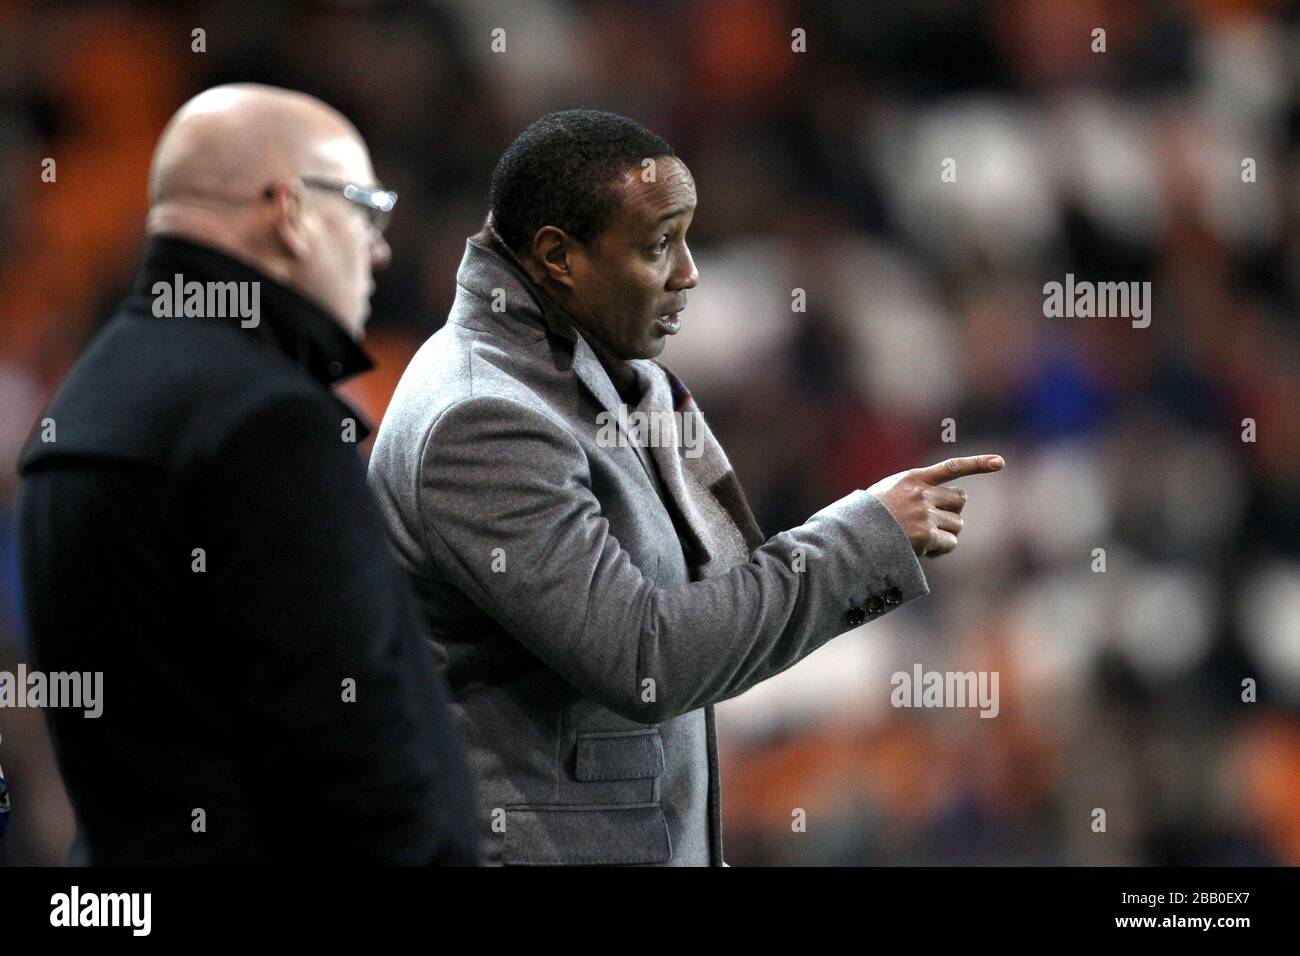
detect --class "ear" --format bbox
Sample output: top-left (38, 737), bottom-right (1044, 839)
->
top-left (530, 226), bottom-right (577, 290)
top-left (267, 179), bottom-right (311, 262)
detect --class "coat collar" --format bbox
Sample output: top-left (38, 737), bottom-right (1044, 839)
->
top-left (454, 226), bottom-right (660, 480)
top-left (129, 234), bottom-right (374, 389)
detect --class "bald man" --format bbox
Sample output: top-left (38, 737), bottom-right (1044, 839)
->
top-left (16, 85), bottom-right (479, 865)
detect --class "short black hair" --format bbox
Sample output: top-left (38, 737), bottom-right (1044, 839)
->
top-left (489, 109), bottom-right (674, 254)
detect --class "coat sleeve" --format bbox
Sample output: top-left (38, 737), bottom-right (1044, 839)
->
top-left (413, 395), bottom-right (929, 724)
top-left (198, 389), bottom-right (479, 865)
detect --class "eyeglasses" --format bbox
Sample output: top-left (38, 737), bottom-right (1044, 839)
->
top-left (263, 177), bottom-right (398, 236)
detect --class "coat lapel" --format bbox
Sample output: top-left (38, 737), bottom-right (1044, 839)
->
top-left (568, 330), bottom-right (659, 485)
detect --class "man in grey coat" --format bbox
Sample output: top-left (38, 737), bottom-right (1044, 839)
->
top-left (368, 110), bottom-right (1004, 866)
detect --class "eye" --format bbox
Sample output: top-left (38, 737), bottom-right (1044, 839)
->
top-left (653, 234), bottom-right (670, 254)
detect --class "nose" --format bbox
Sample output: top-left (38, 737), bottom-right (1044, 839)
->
top-left (668, 244), bottom-right (698, 291)
top-left (370, 231), bottom-right (391, 271)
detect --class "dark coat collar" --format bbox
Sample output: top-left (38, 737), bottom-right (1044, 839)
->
top-left (129, 234), bottom-right (373, 388)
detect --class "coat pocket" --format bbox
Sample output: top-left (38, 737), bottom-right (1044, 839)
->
top-left (573, 728), bottom-right (664, 782)
top-left (503, 803), bottom-right (671, 865)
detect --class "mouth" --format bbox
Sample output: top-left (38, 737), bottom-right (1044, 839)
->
top-left (654, 311), bottom-right (682, 335)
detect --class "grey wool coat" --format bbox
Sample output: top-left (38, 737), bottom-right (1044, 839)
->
top-left (367, 231), bottom-right (930, 866)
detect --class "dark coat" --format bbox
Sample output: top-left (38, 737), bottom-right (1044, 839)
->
top-left (17, 235), bottom-right (479, 865)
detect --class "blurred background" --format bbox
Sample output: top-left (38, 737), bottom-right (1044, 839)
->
top-left (1, 0), bottom-right (1298, 866)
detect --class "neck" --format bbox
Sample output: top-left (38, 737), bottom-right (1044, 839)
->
top-left (145, 204), bottom-right (293, 288)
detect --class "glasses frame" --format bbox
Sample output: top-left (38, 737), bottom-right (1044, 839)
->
top-left (264, 177), bottom-right (398, 236)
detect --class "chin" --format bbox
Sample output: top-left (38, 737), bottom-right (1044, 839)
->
top-left (340, 308), bottom-right (367, 341)
top-left (636, 338), bottom-right (668, 359)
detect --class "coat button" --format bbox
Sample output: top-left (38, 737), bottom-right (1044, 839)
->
top-left (846, 606), bottom-right (866, 627)
top-left (866, 595), bottom-right (885, 615)
top-left (884, 586), bottom-right (903, 606)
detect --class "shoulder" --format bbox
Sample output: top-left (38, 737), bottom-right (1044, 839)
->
top-left (20, 309), bottom-right (333, 472)
top-left (375, 321), bottom-right (570, 460)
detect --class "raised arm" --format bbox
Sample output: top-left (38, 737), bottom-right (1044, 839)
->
top-left (414, 395), bottom-right (935, 724)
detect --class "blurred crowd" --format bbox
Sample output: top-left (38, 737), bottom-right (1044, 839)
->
top-left (1, 0), bottom-right (1298, 865)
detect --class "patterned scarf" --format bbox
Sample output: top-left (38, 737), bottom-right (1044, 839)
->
top-left (587, 333), bottom-right (766, 582)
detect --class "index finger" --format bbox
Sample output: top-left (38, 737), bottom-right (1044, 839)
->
top-left (916, 455), bottom-right (1005, 485)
